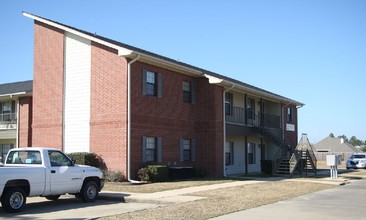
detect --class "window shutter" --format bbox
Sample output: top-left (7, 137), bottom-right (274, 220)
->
top-left (142, 70), bottom-right (147, 95)
top-left (191, 139), bottom-right (196, 162)
top-left (142, 136), bottom-right (147, 163)
top-left (157, 73), bottom-right (163, 98)
top-left (0, 102), bottom-right (2, 113)
top-left (179, 139), bottom-right (184, 162)
top-left (231, 143), bottom-right (234, 164)
top-left (157, 137), bottom-right (163, 162)
top-left (191, 81), bottom-right (196, 104)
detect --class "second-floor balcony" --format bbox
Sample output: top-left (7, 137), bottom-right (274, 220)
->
top-left (0, 113), bottom-right (17, 125)
top-left (226, 106), bottom-right (281, 129)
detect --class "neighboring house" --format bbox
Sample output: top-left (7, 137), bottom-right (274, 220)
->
top-left (313, 136), bottom-right (362, 161)
top-left (22, 12), bottom-right (303, 178)
top-left (0, 80), bottom-right (33, 162)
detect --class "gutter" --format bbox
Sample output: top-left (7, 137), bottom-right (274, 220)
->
top-left (126, 54), bottom-right (144, 183)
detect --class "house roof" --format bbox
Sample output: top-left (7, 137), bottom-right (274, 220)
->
top-left (313, 136), bottom-right (362, 153)
top-left (23, 12), bottom-right (304, 106)
top-left (0, 80), bottom-right (33, 97)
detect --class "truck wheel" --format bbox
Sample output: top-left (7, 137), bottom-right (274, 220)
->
top-left (1, 187), bottom-right (26, 213)
top-left (80, 181), bottom-right (99, 202)
top-left (45, 195), bottom-right (60, 201)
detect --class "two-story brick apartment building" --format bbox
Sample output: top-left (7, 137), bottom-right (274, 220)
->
top-left (22, 12), bottom-right (303, 178)
top-left (0, 80), bottom-right (32, 163)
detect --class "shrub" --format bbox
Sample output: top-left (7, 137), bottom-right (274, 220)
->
top-left (147, 165), bottom-right (168, 182)
top-left (137, 165), bottom-right (168, 182)
top-left (104, 170), bottom-right (126, 182)
top-left (67, 152), bottom-right (106, 170)
top-left (137, 167), bottom-right (149, 182)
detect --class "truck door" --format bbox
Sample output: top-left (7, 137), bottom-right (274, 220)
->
top-left (47, 150), bottom-right (83, 195)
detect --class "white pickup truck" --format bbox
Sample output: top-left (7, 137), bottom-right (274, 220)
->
top-left (0, 147), bottom-right (105, 213)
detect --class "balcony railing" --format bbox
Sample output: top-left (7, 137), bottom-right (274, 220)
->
top-left (226, 106), bottom-right (281, 129)
top-left (0, 113), bottom-right (17, 125)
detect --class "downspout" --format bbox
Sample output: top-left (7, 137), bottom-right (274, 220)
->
top-left (223, 84), bottom-right (234, 177)
top-left (127, 54), bottom-right (142, 183)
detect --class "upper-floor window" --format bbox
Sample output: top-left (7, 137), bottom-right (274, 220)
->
top-left (0, 101), bottom-right (16, 123)
top-left (225, 93), bottom-right (233, 116)
top-left (246, 98), bottom-right (255, 120)
top-left (180, 138), bottom-right (195, 162)
top-left (142, 70), bottom-right (162, 97)
top-left (287, 107), bottom-right (293, 123)
top-left (183, 81), bottom-right (191, 103)
top-left (142, 136), bottom-right (162, 163)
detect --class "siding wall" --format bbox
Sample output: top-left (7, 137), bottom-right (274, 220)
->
top-left (64, 32), bottom-right (91, 153)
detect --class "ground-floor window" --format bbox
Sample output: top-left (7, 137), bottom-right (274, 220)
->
top-left (142, 136), bottom-right (162, 163)
top-left (180, 139), bottom-right (196, 162)
top-left (248, 143), bottom-right (256, 164)
top-left (225, 142), bottom-right (234, 165)
top-left (1, 143), bottom-right (14, 163)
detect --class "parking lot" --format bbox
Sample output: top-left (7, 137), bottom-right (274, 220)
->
top-left (0, 194), bottom-right (159, 219)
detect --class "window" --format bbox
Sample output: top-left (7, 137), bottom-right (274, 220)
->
top-left (248, 143), bottom-right (256, 164)
top-left (180, 139), bottom-right (196, 162)
top-left (0, 144), bottom-right (14, 163)
top-left (183, 139), bottom-right (191, 161)
top-left (146, 137), bottom-right (156, 162)
top-left (225, 142), bottom-right (234, 165)
top-left (142, 70), bottom-right (162, 97)
top-left (0, 101), bottom-right (16, 123)
top-left (6, 150), bottom-right (42, 165)
top-left (225, 93), bottom-right (233, 116)
top-left (287, 107), bottom-right (293, 123)
top-left (246, 98), bottom-right (255, 120)
top-left (48, 151), bottom-right (73, 166)
top-left (183, 81), bottom-right (191, 103)
top-left (146, 71), bottom-right (156, 96)
top-left (142, 136), bottom-right (162, 163)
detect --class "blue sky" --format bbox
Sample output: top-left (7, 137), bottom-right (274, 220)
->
top-left (1, 0), bottom-right (365, 143)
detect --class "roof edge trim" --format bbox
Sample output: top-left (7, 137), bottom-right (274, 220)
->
top-left (23, 12), bottom-right (133, 56)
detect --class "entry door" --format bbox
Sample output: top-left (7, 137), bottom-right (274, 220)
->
top-left (48, 150), bottom-right (83, 195)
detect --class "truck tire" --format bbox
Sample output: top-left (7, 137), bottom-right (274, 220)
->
top-left (45, 195), bottom-right (60, 201)
top-left (80, 181), bottom-right (99, 202)
top-left (1, 187), bottom-right (27, 213)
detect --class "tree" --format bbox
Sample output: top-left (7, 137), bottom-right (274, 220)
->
top-left (329, 133), bottom-right (335, 138)
top-left (349, 136), bottom-right (363, 147)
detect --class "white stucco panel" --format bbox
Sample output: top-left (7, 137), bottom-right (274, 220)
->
top-left (64, 32), bottom-right (91, 153)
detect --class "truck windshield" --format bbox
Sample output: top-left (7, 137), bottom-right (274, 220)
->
top-left (6, 150), bottom-right (42, 165)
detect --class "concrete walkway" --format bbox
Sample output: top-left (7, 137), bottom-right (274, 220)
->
top-left (210, 179), bottom-right (366, 220)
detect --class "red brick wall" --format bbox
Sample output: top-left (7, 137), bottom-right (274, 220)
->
top-left (18, 97), bottom-right (33, 147)
top-left (90, 42), bottom-right (128, 173)
top-left (283, 104), bottom-right (298, 147)
top-left (32, 21), bottom-right (64, 150)
top-left (130, 62), bottom-right (224, 177)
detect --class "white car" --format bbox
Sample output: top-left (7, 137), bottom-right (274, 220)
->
top-left (346, 153), bottom-right (366, 169)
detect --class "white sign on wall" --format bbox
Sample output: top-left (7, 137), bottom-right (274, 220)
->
top-left (286, 123), bottom-right (295, 131)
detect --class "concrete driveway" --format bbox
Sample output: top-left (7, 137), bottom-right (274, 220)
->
top-left (211, 179), bottom-right (366, 220)
top-left (0, 193), bottom-right (159, 220)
